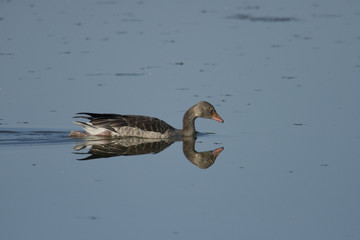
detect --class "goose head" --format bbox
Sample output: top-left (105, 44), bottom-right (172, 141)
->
top-left (192, 101), bottom-right (224, 123)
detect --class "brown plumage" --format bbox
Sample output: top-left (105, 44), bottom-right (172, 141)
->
top-left (71, 101), bottom-right (223, 138)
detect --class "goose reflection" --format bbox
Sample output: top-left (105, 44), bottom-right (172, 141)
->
top-left (73, 137), bottom-right (224, 169)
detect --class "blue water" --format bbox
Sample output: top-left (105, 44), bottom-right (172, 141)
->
top-left (1, 0), bottom-right (360, 239)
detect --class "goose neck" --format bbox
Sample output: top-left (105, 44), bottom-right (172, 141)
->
top-left (182, 107), bottom-right (197, 136)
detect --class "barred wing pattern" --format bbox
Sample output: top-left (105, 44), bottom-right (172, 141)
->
top-left (74, 112), bottom-right (176, 135)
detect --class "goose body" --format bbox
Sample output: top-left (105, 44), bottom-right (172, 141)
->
top-left (71, 101), bottom-right (223, 139)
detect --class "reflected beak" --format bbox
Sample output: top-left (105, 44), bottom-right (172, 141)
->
top-left (212, 147), bottom-right (224, 157)
top-left (211, 112), bottom-right (224, 123)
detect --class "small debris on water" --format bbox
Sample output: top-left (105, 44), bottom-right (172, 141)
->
top-left (282, 76), bottom-right (297, 80)
top-left (115, 73), bottom-right (144, 76)
top-left (227, 13), bottom-right (297, 22)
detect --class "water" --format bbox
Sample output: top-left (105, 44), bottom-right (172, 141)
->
top-left (1, 0), bottom-right (360, 239)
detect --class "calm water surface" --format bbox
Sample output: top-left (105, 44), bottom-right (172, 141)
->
top-left (1, 0), bottom-right (360, 239)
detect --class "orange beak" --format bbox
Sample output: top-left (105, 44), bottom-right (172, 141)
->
top-left (211, 112), bottom-right (224, 123)
top-left (212, 147), bottom-right (224, 157)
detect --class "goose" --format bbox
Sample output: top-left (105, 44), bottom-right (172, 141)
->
top-left (70, 101), bottom-right (223, 138)
top-left (73, 136), bottom-right (224, 169)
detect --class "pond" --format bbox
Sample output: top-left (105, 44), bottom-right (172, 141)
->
top-left (1, 0), bottom-right (360, 239)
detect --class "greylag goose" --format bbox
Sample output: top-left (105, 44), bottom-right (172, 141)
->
top-left (73, 136), bottom-right (223, 169)
top-left (70, 101), bottom-right (223, 138)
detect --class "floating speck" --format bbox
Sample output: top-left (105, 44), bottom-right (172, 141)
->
top-left (0, 52), bottom-right (14, 56)
top-left (227, 13), bottom-right (297, 22)
top-left (115, 73), bottom-right (144, 76)
top-left (76, 216), bottom-right (100, 220)
top-left (282, 76), bottom-right (296, 80)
